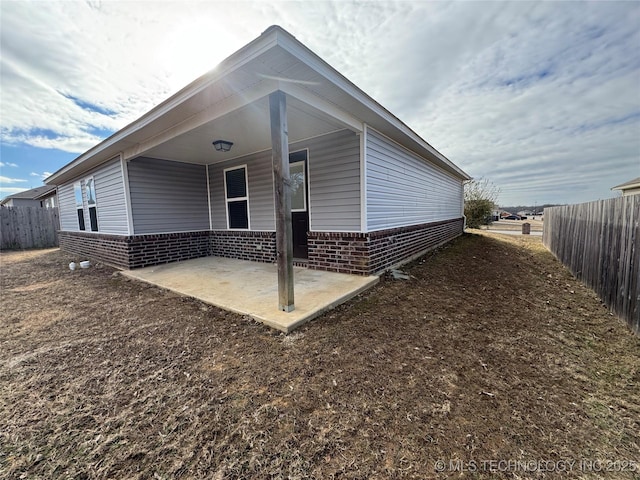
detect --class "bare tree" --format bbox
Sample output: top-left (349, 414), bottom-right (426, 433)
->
top-left (464, 178), bottom-right (500, 228)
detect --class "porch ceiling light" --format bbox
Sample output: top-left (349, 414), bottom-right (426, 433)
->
top-left (212, 140), bottom-right (233, 152)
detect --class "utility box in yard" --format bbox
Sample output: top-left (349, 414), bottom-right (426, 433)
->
top-left (522, 222), bottom-right (531, 235)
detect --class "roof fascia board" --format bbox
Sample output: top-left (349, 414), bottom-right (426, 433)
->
top-left (122, 34), bottom-right (279, 138)
top-left (33, 189), bottom-right (57, 200)
top-left (47, 26), bottom-right (471, 184)
top-left (47, 29), bottom-right (281, 185)
top-left (611, 177), bottom-right (640, 190)
top-left (275, 29), bottom-right (470, 180)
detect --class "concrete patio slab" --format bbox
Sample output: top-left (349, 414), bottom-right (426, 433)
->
top-left (121, 257), bottom-right (379, 333)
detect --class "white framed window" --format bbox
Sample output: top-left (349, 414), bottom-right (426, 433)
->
top-left (74, 181), bottom-right (85, 231)
top-left (224, 165), bottom-right (249, 229)
top-left (85, 176), bottom-right (99, 231)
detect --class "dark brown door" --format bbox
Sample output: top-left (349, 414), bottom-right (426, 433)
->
top-left (289, 150), bottom-right (309, 259)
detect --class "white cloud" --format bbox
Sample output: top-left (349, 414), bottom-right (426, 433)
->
top-left (0, 1), bottom-right (638, 205)
top-left (0, 176), bottom-right (27, 184)
top-left (0, 1), bottom-right (248, 154)
top-left (0, 186), bottom-right (29, 198)
top-left (30, 171), bottom-right (52, 181)
top-left (407, 2), bottom-right (640, 204)
top-left (0, 161), bottom-right (18, 167)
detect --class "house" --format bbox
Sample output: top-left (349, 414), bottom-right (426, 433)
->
top-left (0, 185), bottom-right (57, 208)
top-left (612, 177), bottom-right (640, 196)
top-left (46, 26), bottom-right (470, 283)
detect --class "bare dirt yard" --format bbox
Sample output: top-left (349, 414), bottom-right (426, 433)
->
top-left (1, 232), bottom-right (638, 479)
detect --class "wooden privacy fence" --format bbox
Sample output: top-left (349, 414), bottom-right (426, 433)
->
top-left (1, 206), bottom-right (60, 250)
top-left (543, 196), bottom-right (639, 334)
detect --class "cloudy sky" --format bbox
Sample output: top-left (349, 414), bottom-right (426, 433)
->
top-left (1, 0), bottom-right (638, 206)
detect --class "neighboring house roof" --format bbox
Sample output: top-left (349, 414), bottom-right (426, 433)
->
top-left (611, 176), bottom-right (640, 192)
top-left (0, 185), bottom-right (57, 205)
top-left (46, 25), bottom-right (470, 186)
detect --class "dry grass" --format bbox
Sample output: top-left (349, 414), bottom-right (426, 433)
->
top-left (1, 233), bottom-right (638, 479)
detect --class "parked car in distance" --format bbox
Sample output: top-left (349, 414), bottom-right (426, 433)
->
top-left (503, 215), bottom-right (522, 220)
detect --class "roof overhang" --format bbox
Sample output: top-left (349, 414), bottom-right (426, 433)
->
top-left (0, 185), bottom-right (57, 204)
top-left (46, 25), bottom-right (470, 185)
top-left (611, 176), bottom-right (640, 191)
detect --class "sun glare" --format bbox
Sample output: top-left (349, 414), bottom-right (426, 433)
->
top-left (155, 17), bottom-right (238, 90)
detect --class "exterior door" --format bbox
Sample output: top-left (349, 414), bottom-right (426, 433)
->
top-left (289, 150), bottom-right (309, 259)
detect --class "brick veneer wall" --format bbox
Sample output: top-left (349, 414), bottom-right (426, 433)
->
top-left (366, 218), bottom-right (464, 273)
top-left (306, 233), bottom-right (369, 275)
top-left (128, 231), bottom-right (211, 268)
top-left (59, 230), bottom-right (211, 269)
top-left (59, 230), bottom-right (276, 269)
top-left (59, 231), bottom-right (131, 269)
top-left (308, 217), bottom-right (464, 275)
top-left (59, 218), bottom-right (463, 274)
top-left (210, 230), bottom-right (276, 263)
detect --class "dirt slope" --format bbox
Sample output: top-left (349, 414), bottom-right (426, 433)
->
top-left (1, 233), bottom-right (638, 479)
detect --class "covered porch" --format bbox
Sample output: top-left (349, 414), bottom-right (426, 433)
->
top-left (116, 32), bottom-right (368, 313)
top-left (51, 26), bottom-right (465, 325)
top-left (121, 256), bottom-right (378, 333)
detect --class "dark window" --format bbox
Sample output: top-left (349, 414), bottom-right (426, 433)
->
top-left (225, 168), bottom-right (247, 198)
top-left (77, 209), bottom-right (86, 231)
top-left (228, 201), bottom-right (248, 229)
top-left (89, 207), bottom-right (98, 231)
top-left (225, 167), bottom-right (249, 229)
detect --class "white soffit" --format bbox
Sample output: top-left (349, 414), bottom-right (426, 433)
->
top-left (139, 95), bottom-right (349, 165)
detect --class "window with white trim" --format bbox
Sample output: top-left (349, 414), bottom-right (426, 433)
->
top-left (74, 182), bottom-right (85, 231)
top-left (44, 196), bottom-right (56, 208)
top-left (85, 177), bottom-right (99, 231)
top-left (224, 166), bottom-right (249, 229)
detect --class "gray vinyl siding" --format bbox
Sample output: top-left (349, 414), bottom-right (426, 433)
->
top-left (302, 130), bottom-right (361, 231)
top-left (128, 158), bottom-right (209, 234)
top-left (207, 129), bottom-right (361, 232)
top-left (366, 128), bottom-right (463, 231)
top-left (93, 159), bottom-right (128, 235)
top-left (57, 158), bottom-right (129, 234)
top-left (58, 183), bottom-right (77, 231)
top-left (6, 198), bottom-right (40, 207)
top-left (208, 151), bottom-right (275, 230)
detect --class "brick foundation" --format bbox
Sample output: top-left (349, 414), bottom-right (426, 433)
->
top-left (128, 231), bottom-right (211, 268)
top-left (307, 233), bottom-right (369, 275)
top-left (59, 230), bottom-right (211, 269)
top-left (210, 230), bottom-right (276, 263)
top-left (58, 218), bottom-right (463, 273)
top-left (59, 231), bottom-right (131, 269)
top-left (308, 218), bottom-right (464, 275)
